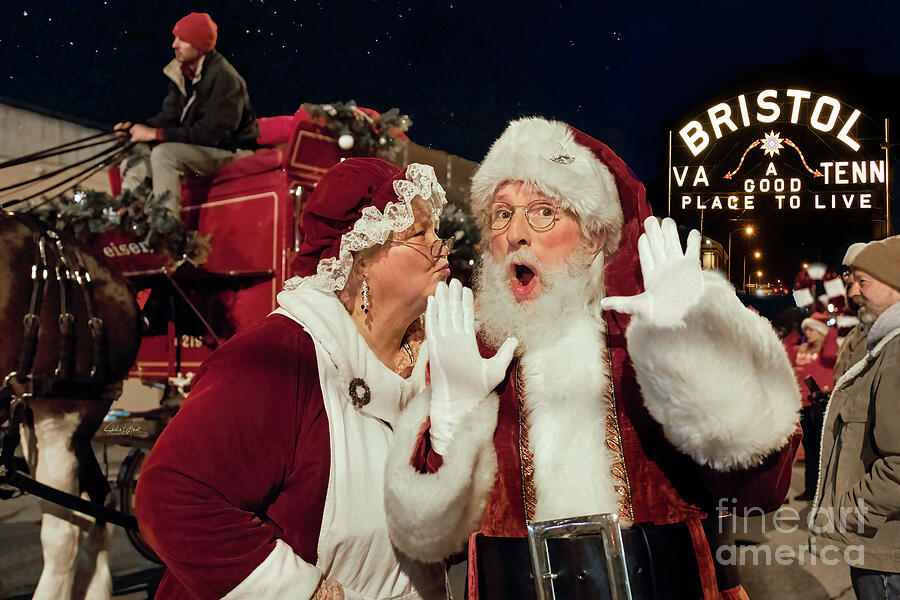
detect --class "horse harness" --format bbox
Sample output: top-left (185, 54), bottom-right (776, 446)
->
top-left (0, 216), bottom-right (140, 529)
top-left (1, 215), bottom-right (113, 450)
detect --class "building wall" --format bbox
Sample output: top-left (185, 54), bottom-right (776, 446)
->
top-left (0, 102), bottom-right (113, 210)
top-left (401, 141), bottom-right (478, 209)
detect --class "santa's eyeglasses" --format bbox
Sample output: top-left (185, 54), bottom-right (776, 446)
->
top-left (482, 200), bottom-right (561, 231)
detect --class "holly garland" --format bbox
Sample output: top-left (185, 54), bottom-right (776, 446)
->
top-left (301, 100), bottom-right (412, 155)
top-left (37, 102), bottom-right (411, 266)
top-left (438, 202), bottom-right (481, 278)
top-left (53, 183), bottom-right (211, 265)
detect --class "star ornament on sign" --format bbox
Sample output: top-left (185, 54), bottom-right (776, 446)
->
top-left (724, 130), bottom-right (822, 179)
top-left (762, 130), bottom-right (784, 157)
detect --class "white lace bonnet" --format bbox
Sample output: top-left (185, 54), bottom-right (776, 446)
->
top-left (285, 159), bottom-right (447, 292)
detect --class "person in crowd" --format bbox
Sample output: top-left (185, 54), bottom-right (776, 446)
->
top-left (384, 117), bottom-right (801, 599)
top-left (784, 312), bottom-right (837, 501)
top-left (834, 242), bottom-right (869, 380)
top-left (115, 12), bottom-right (259, 217)
top-left (772, 306), bottom-right (806, 341)
top-left (134, 158), bottom-right (451, 600)
top-left (812, 235), bottom-right (900, 599)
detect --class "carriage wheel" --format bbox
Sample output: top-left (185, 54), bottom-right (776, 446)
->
top-left (117, 447), bottom-right (163, 564)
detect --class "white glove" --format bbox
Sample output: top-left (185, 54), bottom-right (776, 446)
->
top-left (600, 217), bottom-right (703, 327)
top-left (426, 279), bottom-right (518, 455)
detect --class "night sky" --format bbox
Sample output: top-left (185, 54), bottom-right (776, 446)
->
top-left (2, 1), bottom-right (899, 286)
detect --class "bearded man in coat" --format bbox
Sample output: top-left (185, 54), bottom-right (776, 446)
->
top-left (385, 117), bottom-right (802, 599)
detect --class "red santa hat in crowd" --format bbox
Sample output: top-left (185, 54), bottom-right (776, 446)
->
top-left (792, 262), bottom-right (845, 313)
top-left (800, 312), bottom-right (831, 338)
top-left (173, 12), bottom-right (218, 53)
top-left (289, 157), bottom-right (446, 292)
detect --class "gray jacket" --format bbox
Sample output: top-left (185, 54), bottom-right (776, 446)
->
top-left (811, 302), bottom-right (900, 572)
top-left (833, 323), bottom-right (869, 382)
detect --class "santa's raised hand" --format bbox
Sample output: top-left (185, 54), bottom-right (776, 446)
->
top-left (601, 217), bottom-right (703, 327)
top-left (426, 279), bottom-right (518, 454)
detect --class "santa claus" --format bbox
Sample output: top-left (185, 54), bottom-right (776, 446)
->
top-left (385, 117), bottom-right (802, 599)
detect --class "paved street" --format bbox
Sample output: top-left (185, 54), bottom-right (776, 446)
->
top-left (1, 380), bottom-right (856, 599)
top-left (731, 482), bottom-right (854, 600)
top-left (0, 381), bottom-right (161, 599)
top-left (0, 440), bottom-right (160, 599)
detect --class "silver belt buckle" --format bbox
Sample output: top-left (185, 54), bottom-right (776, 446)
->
top-left (526, 513), bottom-right (632, 600)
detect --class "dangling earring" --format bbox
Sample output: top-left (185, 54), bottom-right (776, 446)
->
top-left (361, 278), bottom-right (371, 314)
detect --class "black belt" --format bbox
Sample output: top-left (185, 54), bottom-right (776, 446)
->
top-left (476, 518), bottom-right (738, 600)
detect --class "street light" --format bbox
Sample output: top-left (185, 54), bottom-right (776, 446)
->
top-left (727, 225), bottom-right (754, 288)
top-left (744, 250), bottom-right (762, 291)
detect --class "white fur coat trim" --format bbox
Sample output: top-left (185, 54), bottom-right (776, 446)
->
top-left (384, 388), bottom-right (498, 563)
top-left (521, 315), bottom-right (620, 522)
top-left (793, 288), bottom-right (814, 308)
top-left (625, 270), bottom-right (800, 471)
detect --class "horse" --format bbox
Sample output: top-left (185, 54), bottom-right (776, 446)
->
top-left (0, 211), bottom-right (142, 600)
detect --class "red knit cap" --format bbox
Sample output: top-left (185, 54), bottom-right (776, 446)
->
top-left (173, 12), bottom-right (218, 53)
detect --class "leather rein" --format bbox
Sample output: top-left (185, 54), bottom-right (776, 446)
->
top-left (1, 215), bottom-right (112, 422)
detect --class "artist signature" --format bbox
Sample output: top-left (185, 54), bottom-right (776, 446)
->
top-left (103, 422), bottom-right (149, 438)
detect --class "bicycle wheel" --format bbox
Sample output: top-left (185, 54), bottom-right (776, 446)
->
top-left (117, 446), bottom-right (163, 564)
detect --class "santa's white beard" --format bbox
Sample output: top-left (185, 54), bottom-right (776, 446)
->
top-left (475, 248), bottom-right (599, 354)
top-left (474, 248), bottom-right (621, 521)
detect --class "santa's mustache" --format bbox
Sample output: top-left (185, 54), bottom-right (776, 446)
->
top-left (494, 248), bottom-right (546, 277)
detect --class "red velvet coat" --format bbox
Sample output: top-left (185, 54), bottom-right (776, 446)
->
top-left (135, 315), bottom-right (331, 599)
top-left (469, 344), bottom-right (800, 598)
top-left (784, 327), bottom-right (838, 405)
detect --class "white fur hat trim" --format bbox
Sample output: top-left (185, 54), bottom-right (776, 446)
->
top-left (801, 317), bottom-right (829, 337)
top-left (471, 117), bottom-right (623, 255)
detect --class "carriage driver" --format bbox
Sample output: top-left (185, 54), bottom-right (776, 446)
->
top-left (115, 12), bottom-right (259, 218)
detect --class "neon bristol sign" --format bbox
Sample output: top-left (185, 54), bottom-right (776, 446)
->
top-left (670, 88), bottom-right (887, 213)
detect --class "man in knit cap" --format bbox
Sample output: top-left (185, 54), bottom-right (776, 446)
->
top-left (115, 12), bottom-right (259, 217)
top-left (385, 117), bottom-right (801, 598)
top-left (812, 235), bottom-right (900, 599)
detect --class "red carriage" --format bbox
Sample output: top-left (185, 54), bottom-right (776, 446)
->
top-left (100, 110), bottom-right (358, 381)
top-left (0, 104), bottom-right (426, 582)
top-left (90, 108), bottom-right (402, 565)
top-left (2, 100), bottom-right (481, 592)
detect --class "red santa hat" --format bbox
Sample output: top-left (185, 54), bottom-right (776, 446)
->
top-left (173, 12), bottom-right (218, 53)
top-left (800, 312), bottom-right (830, 338)
top-left (290, 157), bottom-right (446, 291)
top-left (792, 263), bottom-right (845, 312)
top-left (470, 117), bottom-right (625, 256)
